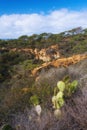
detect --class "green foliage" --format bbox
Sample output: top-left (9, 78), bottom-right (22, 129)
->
top-left (29, 82), bottom-right (54, 108)
top-left (2, 124), bottom-right (13, 130)
top-left (21, 60), bottom-right (39, 70)
top-left (30, 95), bottom-right (39, 106)
top-left (72, 40), bottom-right (87, 53)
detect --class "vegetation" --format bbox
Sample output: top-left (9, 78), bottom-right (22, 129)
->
top-left (2, 124), bottom-right (13, 130)
top-left (0, 27), bottom-right (87, 130)
top-left (52, 78), bottom-right (78, 118)
top-left (30, 95), bottom-right (39, 106)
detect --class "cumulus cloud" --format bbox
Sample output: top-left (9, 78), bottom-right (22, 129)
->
top-left (0, 9), bottom-right (87, 39)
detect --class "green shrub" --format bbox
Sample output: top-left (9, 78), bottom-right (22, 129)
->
top-left (2, 124), bottom-right (13, 130)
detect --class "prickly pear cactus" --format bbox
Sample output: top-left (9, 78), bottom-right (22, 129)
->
top-left (56, 91), bottom-right (63, 99)
top-left (52, 78), bottom-right (78, 118)
top-left (58, 97), bottom-right (64, 108)
top-left (52, 90), bottom-right (64, 109)
top-left (57, 81), bottom-right (65, 92)
top-left (70, 80), bottom-right (78, 93)
top-left (30, 95), bottom-right (42, 116)
top-left (30, 95), bottom-right (39, 106)
top-left (65, 80), bottom-right (78, 97)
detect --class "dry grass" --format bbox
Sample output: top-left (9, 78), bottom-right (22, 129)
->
top-left (1, 59), bottom-right (87, 130)
top-left (11, 84), bottom-right (87, 130)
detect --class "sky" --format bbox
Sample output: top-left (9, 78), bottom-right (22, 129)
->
top-left (0, 0), bottom-right (87, 39)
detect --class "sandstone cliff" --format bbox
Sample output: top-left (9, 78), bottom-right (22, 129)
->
top-left (32, 53), bottom-right (87, 76)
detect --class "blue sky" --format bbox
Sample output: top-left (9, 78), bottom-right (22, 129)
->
top-left (0, 0), bottom-right (87, 38)
top-left (0, 0), bottom-right (87, 15)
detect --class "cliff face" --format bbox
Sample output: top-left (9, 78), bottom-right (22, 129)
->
top-left (34, 44), bottom-right (60, 62)
top-left (32, 53), bottom-right (87, 77)
top-left (1, 45), bottom-right (87, 78)
top-left (1, 44), bottom-right (60, 62)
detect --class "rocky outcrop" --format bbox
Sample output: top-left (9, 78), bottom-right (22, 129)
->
top-left (1, 44), bottom-right (60, 62)
top-left (34, 44), bottom-right (60, 62)
top-left (32, 53), bottom-right (87, 76)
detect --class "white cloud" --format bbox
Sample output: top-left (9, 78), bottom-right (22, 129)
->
top-left (0, 9), bottom-right (87, 39)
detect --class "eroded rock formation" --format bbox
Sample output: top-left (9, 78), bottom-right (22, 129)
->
top-left (32, 53), bottom-right (87, 76)
top-left (1, 44), bottom-right (60, 62)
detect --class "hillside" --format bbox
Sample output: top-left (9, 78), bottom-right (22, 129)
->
top-left (0, 27), bottom-right (87, 130)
